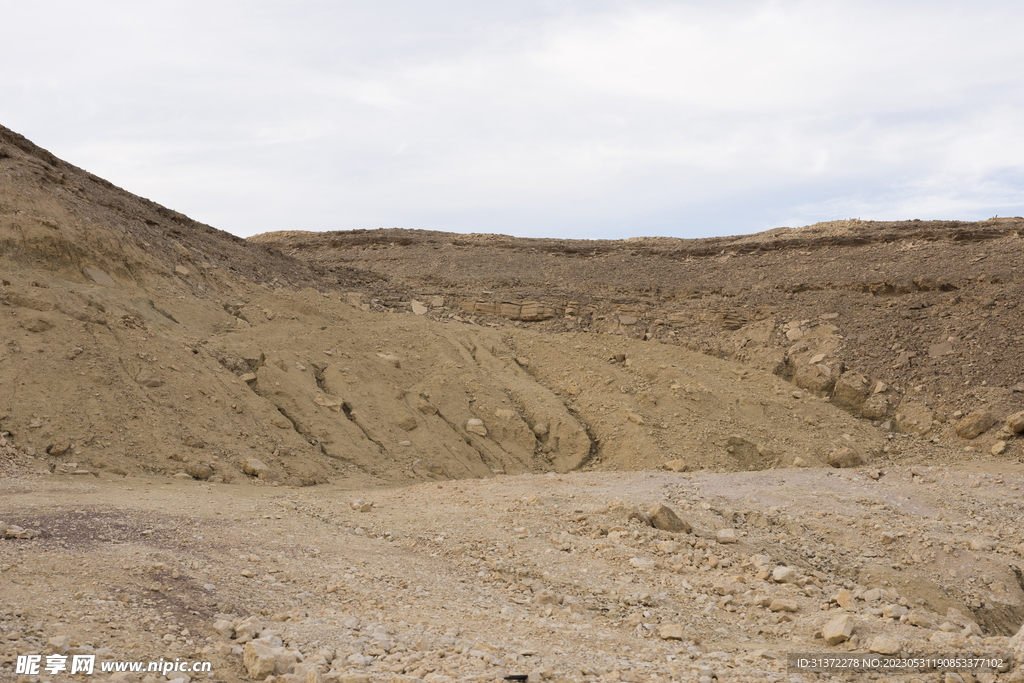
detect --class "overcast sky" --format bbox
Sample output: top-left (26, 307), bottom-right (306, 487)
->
top-left (4, 1), bottom-right (1024, 239)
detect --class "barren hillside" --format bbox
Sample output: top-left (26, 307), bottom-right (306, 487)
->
top-left (2, 125), bottom-right (1024, 683)
top-left (252, 222), bottom-right (1024, 456)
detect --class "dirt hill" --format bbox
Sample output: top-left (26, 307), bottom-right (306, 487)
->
top-left (2, 124), bottom-right (1024, 683)
top-left (251, 220), bottom-right (1024, 456)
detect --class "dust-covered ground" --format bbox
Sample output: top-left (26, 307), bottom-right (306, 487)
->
top-left (3, 460), bottom-right (1024, 683)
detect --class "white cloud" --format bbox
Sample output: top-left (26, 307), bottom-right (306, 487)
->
top-left (3, 1), bottom-right (1023, 238)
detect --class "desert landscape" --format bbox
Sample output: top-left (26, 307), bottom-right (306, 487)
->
top-left (2, 123), bottom-right (1024, 683)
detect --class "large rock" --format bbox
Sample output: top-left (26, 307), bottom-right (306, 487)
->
top-left (242, 457), bottom-right (270, 478)
top-left (1006, 411), bottom-right (1024, 435)
top-left (823, 615), bottom-right (853, 645)
top-left (956, 410), bottom-right (995, 439)
top-left (465, 418), bottom-right (487, 436)
top-left (827, 447), bottom-right (865, 468)
top-left (832, 372), bottom-right (869, 409)
top-left (769, 599), bottom-right (798, 612)
top-left (186, 462), bottom-right (214, 480)
top-left (658, 624), bottom-right (686, 640)
top-left (794, 362), bottom-right (835, 393)
top-left (647, 504), bottom-right (691, 533)
top-left (243, 638), bottom-right (298, 678)
top-left (772, 566), bottom-right (800, 584)
top-left (868, 636), bottom-right (901, 655)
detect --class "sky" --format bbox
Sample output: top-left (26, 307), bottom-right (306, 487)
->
top-left (3, 1), bottom-right (1024, 240)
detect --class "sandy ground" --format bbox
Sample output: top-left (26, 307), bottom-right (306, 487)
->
top-left (3, 459), bottom-right (1024, 683)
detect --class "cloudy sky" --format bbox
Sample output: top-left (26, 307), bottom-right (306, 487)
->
top-left (4, 1), bottom-right (1023, 239)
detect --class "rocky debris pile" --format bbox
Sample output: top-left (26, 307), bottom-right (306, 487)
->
top-left (1, 520), bottom-right (40, 539)
top-left (0, 431), bottom-right (38, 480)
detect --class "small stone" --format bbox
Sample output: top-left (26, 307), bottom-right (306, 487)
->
top-left (657, 540), bottom-right (681, 553)
top-left (46, 635), bottom-right (71, 655)
top-left (270, 415), bottom-right (293, 429)
top-left (136, 370), bottom-right (165, 388)
top-left (907, 612), bottom-right (934, 629)
top-left (396, 416), bottom-right (418, 431)
top-left (772, 566), bottom-right (799, 584)
top-left (213, 619), bottom-right (234, 639)
top-left (647, 504), bottom-right (691, 533)
top-left (867, 636), bottom-right (901, 655)
top-left (314, 394), bottom-right (343, 412)
top-left (47, 441), bottom-right (71, 456)
top-left (991, 441), bottom-right (1007, 455)
top-left (716, 529), bottom-right (738, 544)
top-left (882, 604), bottom-right (908, 619)
top-left (834, 588), bottom-right (854, 610)
top-left (415, 398), bottom-right (438, 415)
top-left (862, 588), bottom-right (883, 602)
top-left (376, 353), bottom-right (401, 368)
top-left (823, 615), bottom-right (853, 645)
top-left (175, 265), bottom-right (190, 277)
top-left (626, 412), bottom-right (644, 425)
top-left (768, 599), bottom-right (798, 613)
top-left (663, 459), bottom-right (689, 472)
top-left (233, 615), bottom-right (262, 643)
top-left (792, 457), bottom-right (807, 468)
top-left (466, 418), bottom-right (487, 436)
top-left (658, 624), bottom-right (686, 640)
top-left (411, 301), bottom-right (428, 315)
top-left (969, 537), bottom-right (996, 551)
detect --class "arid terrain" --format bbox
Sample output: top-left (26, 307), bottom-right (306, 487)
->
top-left (2, 123), bottom-right (1024, 683)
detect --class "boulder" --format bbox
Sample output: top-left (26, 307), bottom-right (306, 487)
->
top-left (868, 636), bottom-right (901, 655)
top-left (242, 457), bottom-right (270, 478)
top-left (827, 447), bottom-right (865, 469)
top-left (647, 504), bottom-right (691, 534)
top-left (956, 411), bottom-right (995, 439)
top-left (823, 615), bottom-right (853, 645)
top-left (658, 624), bottom-right (686, 640)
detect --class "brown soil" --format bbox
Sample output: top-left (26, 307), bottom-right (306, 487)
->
top-left (2, 124), bottom-right (1023, 683)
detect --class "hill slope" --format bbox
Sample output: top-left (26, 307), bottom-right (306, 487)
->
top-left (2, 125), bottom-right (891, 486)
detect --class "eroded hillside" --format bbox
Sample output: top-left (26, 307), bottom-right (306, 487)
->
top-left (253, 221), bottom-right (1024, 460)
top-left (2, 124), bottom-right (891, 486)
